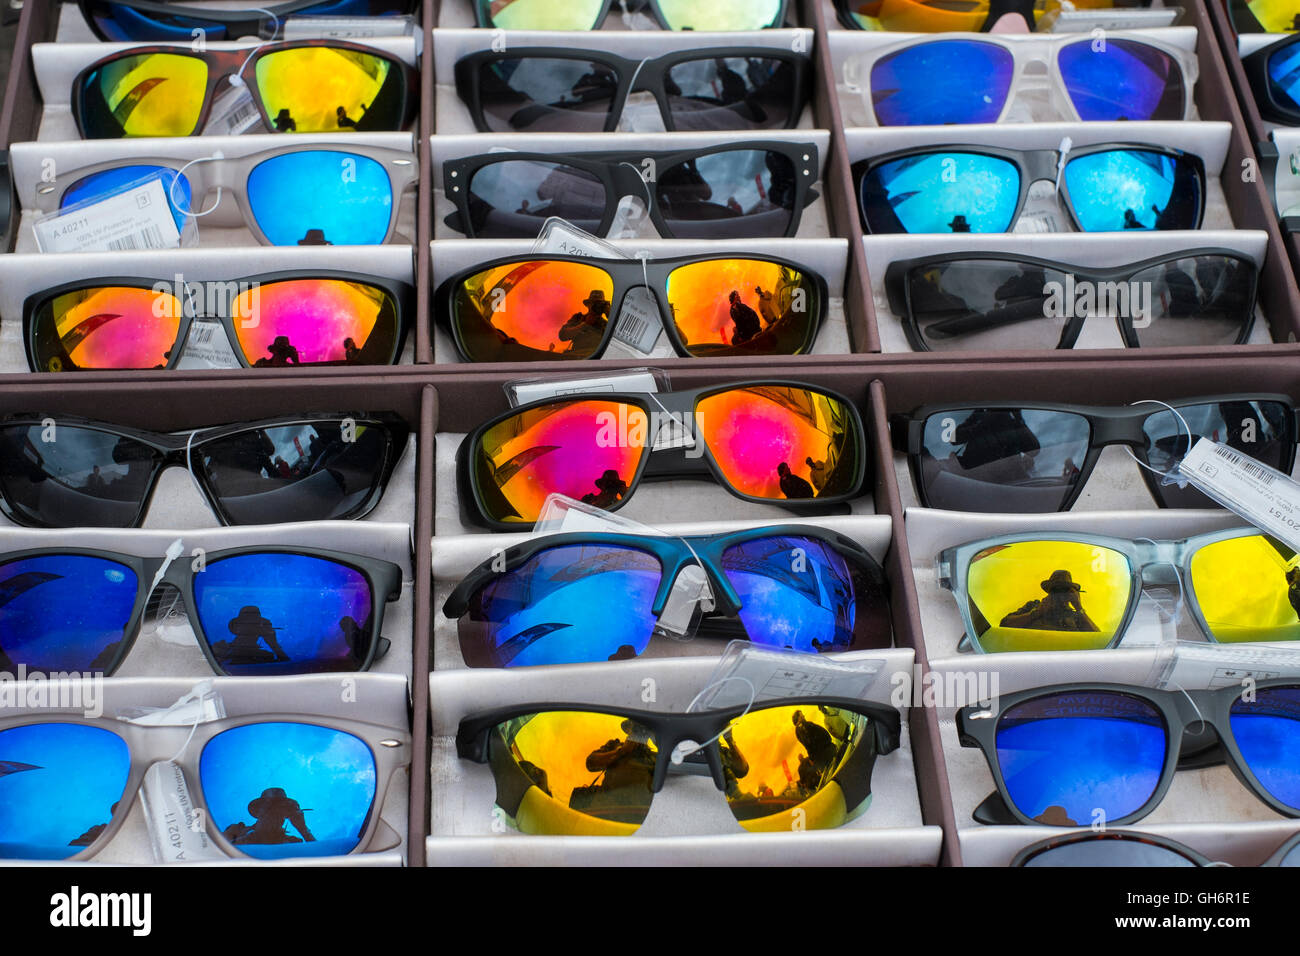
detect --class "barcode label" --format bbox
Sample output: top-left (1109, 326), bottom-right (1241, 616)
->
top-left (1211, 444), bottom-right (1275, 485)
top-left (203, 86), bottom-right (261, 136)
top-left (191, 324), bottom-right (217, 346)
top-left (611, 287), bottom-right (662, 354)
top-left (106, 225), bottom-right (166, 251)
top-left (1181, 438), bottom-right (1300, 551)
top-left (33, 179), bottom-right (181, 254)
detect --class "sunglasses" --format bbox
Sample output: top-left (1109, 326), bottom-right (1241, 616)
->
top-left (959, 681), bottom-right (1300, 826)
top-left (893, 396), bottom-right (1297, 512)
top-left (1011, 829), bottom-right (1300, 866)
top-left (443, 526), bottom-right (891, 668)
top-left (0, 545), bottom-right (401, 678)
top-left (457, 697), bottom-right (899, 835)
top-left (1244, 34), bottom-right (1300, 126)
top-left (0, 713), bottom-right (409, 860)
top-left (72, 40), bottom-right (417, 139)
top-left (443, 141), bottom-right (819, 240)
top-left (435, 253), bottom-right (827, 362)
top-left (474, 0), bottom-right (788, 31)
top-left (40, 145), bottom-right (416, 246)
top-left (883, 250), bottom-right (1260, 352)
top-left (458, 382), bottom-right (867, 531)
top-left (853, 143), bottom-right (1205, 234)
top-left (0, 412), bottom-right (409, 529)
top-left (455, 47), bottom-right (809, 134)
top-left (74, 0), bottom-right (420, 42)
top-left (23, 271), bottom-right (413, 372)
top-left (939, 528), bottom-right (1300, 653)
top-left (1230, 0), bottom-right (1300, 33)
top-left (834, 0), bottom-right (1151, 31)
top-left (847, 35), bottom-right (1192, 127)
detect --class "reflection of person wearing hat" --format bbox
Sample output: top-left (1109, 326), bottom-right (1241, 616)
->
top-left (230, 787), bottom-right (315, 845)
top-left (256, 335), bottom-right (300, 367)
top-left (557, 289), bottom-right (611, 352)
top-left (728, 290), bottom-right (762, 344)
top-left (214, 606), bottom-right (290, 664)
top-left (581, 719), bottom-right (657, 800)
top-left (1000, 570), bottom-right (1099, 632)
top-left (948, 215), bottom-right (971, 233)
top-left (581, 468), bottom-right (629, 509)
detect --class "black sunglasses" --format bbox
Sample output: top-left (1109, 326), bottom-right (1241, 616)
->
top-left (883, 249), bottom-right (1260, 352)
top-left (1011, 829), bottom-right (1300, 866)
top-left (73, 0), bottom-right (419, 42)
top-left (454, 47), bottom-right (810, 134)
top-left (959, 681), bottom-right (1300, 827)
top-left (891, 395), bottom-right (1298, 512)
top-left (0, 412), bottom-right (409, 529)
top-left (434, 252), bottom-right (828, 362)
top-left (472, 0), bottom-right (789, 31)
top-left (1243, 33), bottom-right (1300, 126)
top-left (0, 545), bottom-right (401, 678)
top-left (443, 141), bottom-right (819, 240)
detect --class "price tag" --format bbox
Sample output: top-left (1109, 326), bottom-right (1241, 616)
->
top-left (507, 369), bottom-right (662, 406)
top-left (203, 84), bottom-right (263, 136)
top-left (282, 15), bottom-right (416, 39)
top-left (33, 178), bottom-right (181, 253)
top-left (175, 320), bottom-right (243, 370)
top-left (611, 287), bottom-right (663, 354)
top-left (693, 644), bottom-right (884, 710)
top-left (1177, 439), bottom-right (1300, 552)
top-left (1049, 9), bottom-right (1178, 29)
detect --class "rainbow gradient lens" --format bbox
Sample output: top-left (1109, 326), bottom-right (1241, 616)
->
top-left (489, 711), bottom-right (657, 836)
top-left (1190, 536), bottom-right (1300, 644)
top-left (254, 47), bottom-right (401, 133)
top-left (656, 0), bottom-right (784, 29)
top-left (79, 53), bottom-right (208, 137)
top-left (693, 386), bottom-right (860, 502)
top-left (478, 0), bottom-right (606, 29)
top-left (30, 286), bottom-right (181, 372)
top-left (666, 260), bottom-right (817, 356)
top-left (232, 279), bottom-right (399, 367)
top-left (964, 541), bottom-right (1133, 652)
top-left (452, 261), bottom-right (615, 362)
top-left (472, 400), bottom-right (647, 524)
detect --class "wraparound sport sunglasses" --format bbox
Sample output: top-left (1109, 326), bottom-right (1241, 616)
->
top-left (959, 681), bottom-right (1300, 827)
top-left (443, 526), bottom-right (891, 667)
top-left (892, 395), bottom-right (1298, 512)
top-left (0, 412), bottom-right (409, 528)
top-left (853, 143), bottom-right (1205, 234)
top-left (1244, 33), bottom-right (1300, 126)
top-left (457, 381), bottom-right (867, 531)
top-left (474, 0), bottom-right (789, 31)
top-left (0, 545), bottom-right (401, 678)
top-left (455, 47), bottom-right (810, 134)
top-left (938, 527), bottom-right (1300, 653)
top-left (0, 713), bottom-right (410, 860)
top-left (443, 141), bottom-right (819, 240)
top-left (457, 697), bottom-right (900, 836)
top-left (72, 40), bottom-right (418, 139)
top-left (73, 0), bottom-right (419, 42)
top-left (883, 249), bottom-right (1260, 352)
top-left (1012, 829), bottom-right (1300, 866)
top-left (23, 271), bottom-right (413, 372)
top-left (435, 253), bottom-right (827, 362)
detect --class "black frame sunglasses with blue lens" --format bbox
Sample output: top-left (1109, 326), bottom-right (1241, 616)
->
top-left (73, 0), bottom-right (420, 42)
top-left (853, 142), bottom-right (1206, 234)
top-left (1244, 33), bottom-right (1300, 126)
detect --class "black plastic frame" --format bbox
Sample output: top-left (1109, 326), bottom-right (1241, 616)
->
top-left (1242, 33), bottom-right (1300, 126)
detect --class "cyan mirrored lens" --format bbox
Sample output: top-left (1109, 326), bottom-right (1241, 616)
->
top-left (1059, 39), bottom-right (1184, 121)
top-left (61, 165), bottom-right (192, 232)
top-left (870, 40), bottom-right (1012, 126)
top-left (0, 555), bottom-right (137, 674)
top-left (200, 722), bottom-right (376, 859)
top-left (1230, 686), bottom-right (1300, 811)
top-left (1063, 149), bottom-right (1201, 231)
top-left (861, 152), bottom-right (1020, 233)
top-left (192, 553), bottom-right (375, 675)
top-left (996, 691), bottom-right (1166, 825)
top-left (85, 1), bottom-right (227, 41)
top-left (0, 723), bottom-right (129, 859)
top-left (1024, 835), bottom-right (1198, 866)
top-left (460, 544), bottom-right (661, 666)
top-left (247, 151), bottom-right (394, 245)
top-left (1267, 41), bottom-right (1300, 112)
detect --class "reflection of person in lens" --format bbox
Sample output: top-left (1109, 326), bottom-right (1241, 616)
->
top-left (557, 290), bottom-right (610, 353)
top-left (1287, 567), bottom-right (1300, 620)
top-left (581, 469), bottom-right (628, 508)
top-left (343, 337), bottom-right (362, 363)
top-left (718, 729), bottom-right (750, 799)
top-left (796, 752), bottom-right (820, 797)
top-left (254, 335), bottom-right (300, 367)
top-left (948, 215), bottom-right (970, 233)
top-left (339, 616), bottom-right (366, 661)
top-left (999, 570), bottom-right (1099, 632)
top-left (577, 719), bottom-right (656, 808)
top-left (1123, 208), bottom-right (1142, 229)
top-left (953, 410), bottom-right (1040, 474)
top-left (728, 290), bottom-right (762, 344)
top-left (777, 462), bottom-right (816, 499)
top-left (225, 787), bottom-right (315, 845)
top-left (336, 105), bottom-right (359, 129)
top-left (274, 109), bottom-right (296, 132)
top-left (213, 605), bottom-right (290, 664)
top-left (69, 801), bottom-right (120, 847)
top-left (1162, 263), bottom-right (1199, 316)
top-left (519, 759), bottom-right (552, 797)
top-left (755, 286), bottom-right (780, 327)
top-left (792, 710), bottom-right (836, 775)
top-left (805, 456), bottom-right (827, 492)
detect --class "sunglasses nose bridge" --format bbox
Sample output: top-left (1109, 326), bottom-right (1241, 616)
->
top-left (1090, 418), bottom-right (1146, 448)
top-left (1024, 149), bottom-right (1062, 187)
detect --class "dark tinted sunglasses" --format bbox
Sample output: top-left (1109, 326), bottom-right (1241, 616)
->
top-left (455, 47), bottom-right (810, 134)
top-left (473, 0), bottom-right (789, 31)
top-left (1244, 33), bottom-right (1300, 125)
top-left (1012, 829), bottom-right (1300, 866)
top-left (443, 141), bottom-right (819, 240)
top-left (0, 413), bottom-right (409, 528)
top-left (883, 250), bottom-right (1259, 352)
top-left (853, 143), bottom-right (1205, 234)
top-left (443, 526), bottom-right (891, 667)
top-left (75, 0), bottom-right (419, 42)
top-left (892, 396), bottom-right (1298, 512)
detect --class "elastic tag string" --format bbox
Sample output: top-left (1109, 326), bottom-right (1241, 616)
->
top-left (170, 154), bottom-right (224, 219)
top-left (150, 538), bottom-right (187, 596)
top-left (673, 676), bottom-right (757, 764)
top-left (184, 428), bottom-right (218, 516)
top-left (166, 681), bottom-right (218, 763)
top-left (1054, 135), bottom-right (1073, 196)
top-left (1122, 399), bottom-right (1193, 486)
top-left (1133, 535), bottom-right (1185, 623)
top-left (232, 9), bottom-right (283, 87)
top-left (1169, 680), bottom-right (1208, 737)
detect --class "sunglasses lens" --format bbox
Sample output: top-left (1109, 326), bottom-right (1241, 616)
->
top-left (1063, 149), bottom-right (1201, 231)
top-left (193, 554), bottom-right (376, 674)
top-left (919, 408), bottom-right (1090, 512)
top-left (694, 386), bottom-right (862, 502)
top-left (82, 1), bottom-right (227, 41)
top-left (254, 48), bottom-right (405, 133)
top-left (665, 259), bottom-right (818, 356)
top-left (460, 545), bottom-right (661, 667)
top-left (1021, 835), bottom-right (1199, 866)
top-left (965, 541), bottom-right (1131, 652)
top-left (465, 161), bottom-right (608, 239)
top-left (452, 261), bottom-right (615, 362)
top-left (860, 152), bottom-right (1020, 233)
top-left (478, 0), bottom-right (606, 28)
top-left (871, 41), bottom-right (1012, 126)
top-left (666, 57), bottom-right (798, 131)
top-left (996, 691), bottom-right (1166, 825)
top-left (61, 165), bottom-right (192, 232)
top-left (1268, 42), bottom-right (1300, 114)
top-left (844, 0), bottom-right (991, 31)
top-left (487, 712), bottom-right (656, 835)
top-left (720, 704), bottom-right (877, 830)
top-left (1143, 401), bottom-right (1289, 507)
top-left (657, 149), bottom-right (799, 239)
top-left (720, 535), bottom-right (889, 652)
top-left (1230, 686), bottom-right (1300, 812)
top-left (0, 724), bottom-right (129, 859)
top-left (477, 58), bottom-right (619, 133)
top-left (232, 279), bottom-right (400, 367)
top-left (1059, 39), bottom-right (1184, 121)
top-left (30, 286), bottom-right (181, 372)
top-left (200, 722), bottom-right (376, 858)
top-left (78, 53), bottom-right (208, 137)
top-left (0, 555), bottom-right (138, 673)
top-left (247, 151), bottom-right (395, 245)
top-left (903, 259), bottom-right (1071, 350)
top-left (1189, 536), bottom-right (1300, 643)
top-left (1127, 255), bottom-right (1256, 347)
top-left (657, 0), bottom-right (783, 29)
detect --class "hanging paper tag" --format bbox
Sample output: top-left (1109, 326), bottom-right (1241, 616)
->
top-left (1175, 439), bottom-right (1300, 552)
top-left (175, 320), bottom-right (243, 370)
top-left (1150, 641), bottom-right (1300, 692)
top-left (141, 760), bottom-right (226, 863)
top-left (505, 368), bottom-right (663, 406)
top-left (610, 287), bottom-right (662, 353)
top-left (203, 84), bottom-right (262, 136)
top-left (1048, 9), bottom-right (1178, 30)
top-left (531, 217), bottom-right (627, 259)
top-left (654, 564), bottom-right (713, 639)
top-left (693, 644), bottom-right (884, 710)
top-left (33, 177), bottom-right (182, 253)
top-left (282, 15), bottom-right (416, 39)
